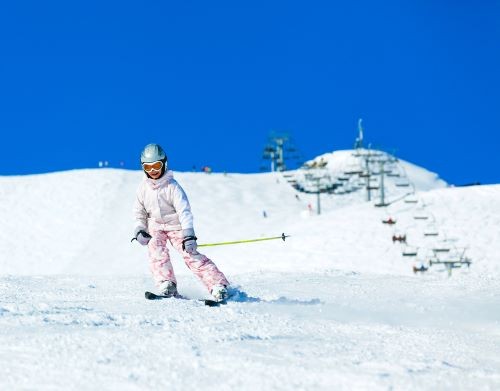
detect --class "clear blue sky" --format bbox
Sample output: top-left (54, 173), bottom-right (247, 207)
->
top-left (0, 1), bottom-right (498, 184)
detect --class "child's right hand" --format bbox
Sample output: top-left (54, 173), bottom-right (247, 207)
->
top-left (132, 229), bottom-right (152, 245)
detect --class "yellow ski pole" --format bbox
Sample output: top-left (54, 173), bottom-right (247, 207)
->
top-left (198, 233), bottom-right (290, 248)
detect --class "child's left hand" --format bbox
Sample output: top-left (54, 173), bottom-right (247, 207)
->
top-left (182, 228), bottom-right (198, 254)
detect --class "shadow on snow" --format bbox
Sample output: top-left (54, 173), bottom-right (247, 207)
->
top-left (229, 287), bottom-right (322, 306)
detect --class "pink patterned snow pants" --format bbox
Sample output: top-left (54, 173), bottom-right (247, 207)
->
top-left (147, 229), bottom-right (229, 292)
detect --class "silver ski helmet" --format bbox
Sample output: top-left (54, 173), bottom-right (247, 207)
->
top-left (140, 143), bottom-right (167, 165)
top-left (140, 143), bottom-right (167, 178)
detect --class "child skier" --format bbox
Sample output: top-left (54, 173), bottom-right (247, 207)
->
top-left (132, 143), bottom-right (230, 301)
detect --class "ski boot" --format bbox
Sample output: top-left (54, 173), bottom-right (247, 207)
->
top-left (158, 280), bottom-right (178, 297)
top-left (211, 285), bottom-right (228, 302)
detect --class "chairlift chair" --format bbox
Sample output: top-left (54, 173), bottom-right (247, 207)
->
top-left (346, 169), bottom-right (364, 174)
top-left (396, 181), bottom-right (410, 187)
top-left (392, 234), bottom-right (407, 243)
top-left (413, 263), bottom-right (429, 273)
top-left (344, 164), bottom-right (363, 175)
top-left (402, 246), bottom-right (418, 257)
top-left (413, 209), bottom-right (429, 220)
top-left (429, 258), bottom-right (471, 277)
top-left (424, 225), bottom-right (439, 236)
top-left (432, 247), bottom-right (451, 254)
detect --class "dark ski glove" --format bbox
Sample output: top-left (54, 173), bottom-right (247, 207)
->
top-left (182, 228), bottom-right (198, 254)
top-left (132, 229), bottom-right (152, 245)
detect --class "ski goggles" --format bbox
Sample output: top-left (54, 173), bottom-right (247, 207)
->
top-left (142, 160), bottom-right (163, 172)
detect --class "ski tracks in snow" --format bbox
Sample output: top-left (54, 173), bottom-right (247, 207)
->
top-left (1, 273), bottom-right (500, 390)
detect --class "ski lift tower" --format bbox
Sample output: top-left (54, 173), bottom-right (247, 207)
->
top-left (262, 132), bottom-right (299, 172)
top-left (304, 173), bottom-right (323, 215)
top-left (304, 169), bottom-right (333, 215)
top-left (373, 157), bottom-right (390, 207)
top-left (354, 118), bottom-right (364, 150)
top-left (354, 119), bottom-right (375, 201)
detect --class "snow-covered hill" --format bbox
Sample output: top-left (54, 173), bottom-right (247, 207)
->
top-left (1, 150), bottom-right (499, 390)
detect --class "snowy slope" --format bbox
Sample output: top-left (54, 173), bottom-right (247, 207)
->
top-left (1, 151), bottom-right (500, 390)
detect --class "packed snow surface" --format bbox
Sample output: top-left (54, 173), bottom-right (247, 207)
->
top-left (1, 150), bottom-right (499, 390)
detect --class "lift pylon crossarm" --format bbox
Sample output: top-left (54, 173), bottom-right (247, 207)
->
top-left (429, 259), bottom-right (471, 266)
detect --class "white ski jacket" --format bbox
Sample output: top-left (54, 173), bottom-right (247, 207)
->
top-left (133, 170), bottom-right (194, 233)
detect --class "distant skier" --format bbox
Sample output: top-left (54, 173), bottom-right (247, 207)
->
top-left (131, 143), bottom-right (230, 301)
